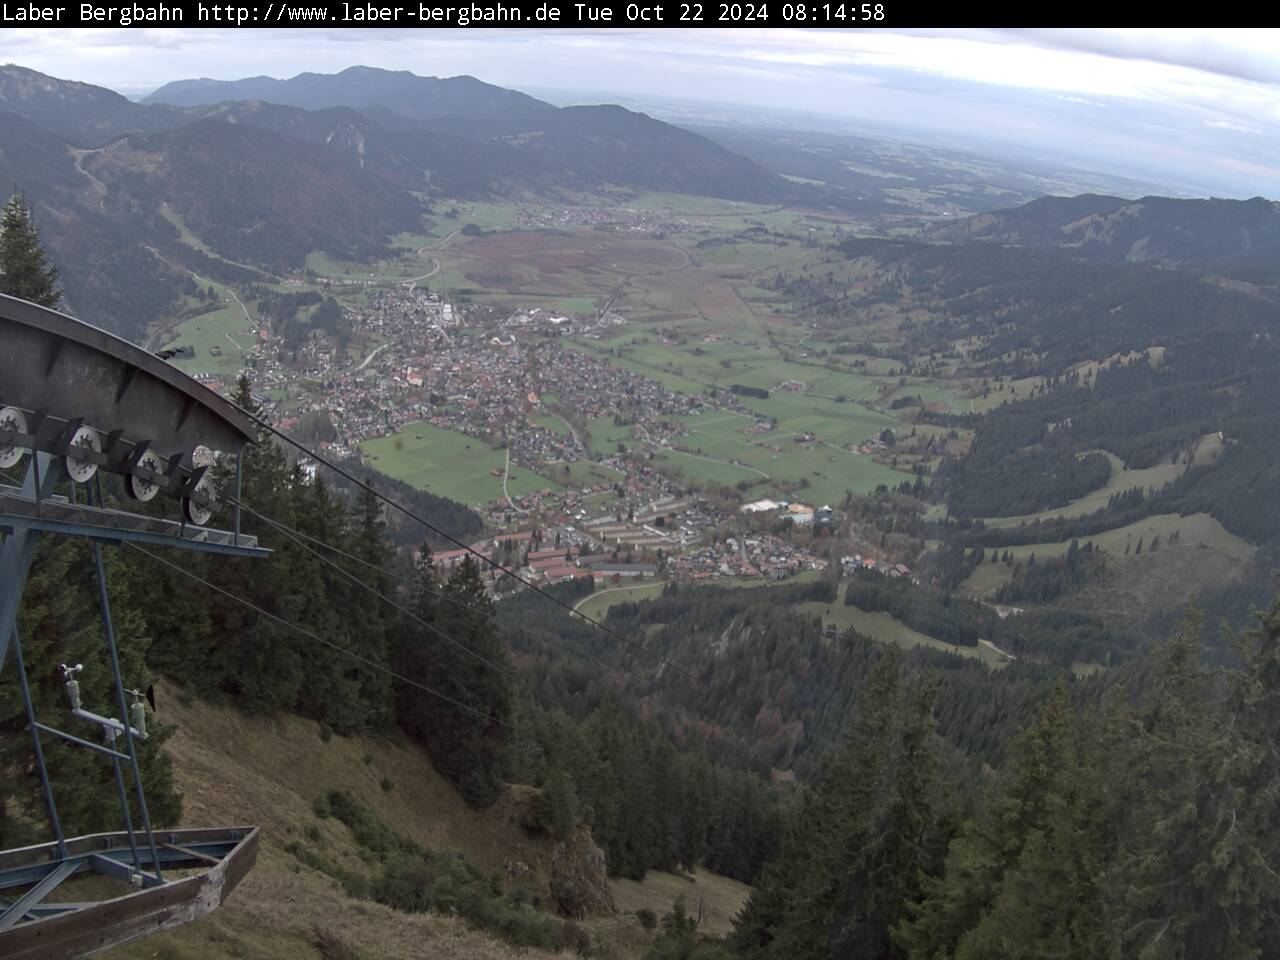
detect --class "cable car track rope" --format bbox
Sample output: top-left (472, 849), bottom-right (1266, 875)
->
top-left (228, 405), bottom-right (695, 681)
top-left (227, 494), bottom-right (693, 681)
top-left (126, 542), bottom-right (514, 730)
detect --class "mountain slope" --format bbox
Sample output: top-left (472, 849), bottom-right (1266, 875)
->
top-left (0, 109), bottom-right (196, 339)
top-left (422, 103), bottom-right (795, 202)
top-left (146, 65), bottom-right (553, 119)
top-left (145, 66), bottom-right (794, 202)
top-left (930, 193), bottom-right (1280, 271)
top-left (0, 63), bottom-right (192, 144)
top-left (84, 118), bottom-right (423, 270)
top-left (101, 682), bottom-right (570, 960)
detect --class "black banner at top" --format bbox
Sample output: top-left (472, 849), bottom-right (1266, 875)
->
top-left (0, 0), bottom-right (1174, 29)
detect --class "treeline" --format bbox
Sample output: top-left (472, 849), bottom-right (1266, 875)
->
top-left (499, 576), bottom-right (1095, 782)
top-left (846, 566), bottom-right (1134, 667)
top-left (729, 600), bottom-right (1280, 960)
top-left (511, 701), bottom-right (781, 883)
top-left (248, 289), bottom-right (322, 358)
top-left (992, 539), bottom-right (1106, 605)
top-left (332, 456), bottom-right (484, 548)
top-left (845, 570), bottom-right (984, 647)
top-left (932, 416), bottom-right (1112, 518)
top-left (930, 495), bottom-right (1150, 550)
top-left (730, 384), bottom-right (770, 399)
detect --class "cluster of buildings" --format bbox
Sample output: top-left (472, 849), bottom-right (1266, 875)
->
top-left (841, 554), bottom-right (913, 580)
top-left (673, 533), bottom-right (829, 581)
top-left (740, 498), bottom-right (838, 527)
top-left (509, 205), bottom-right (733, 236)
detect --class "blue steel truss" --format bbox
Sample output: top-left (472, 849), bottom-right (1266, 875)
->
top-left (0, 453), bottom-right (267, 948)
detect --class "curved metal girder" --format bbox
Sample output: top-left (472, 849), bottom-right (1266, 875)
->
top-left (0, 293), bottom-right (256, 457)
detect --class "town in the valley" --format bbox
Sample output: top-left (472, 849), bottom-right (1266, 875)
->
top-left (189, 282), bottom-right (911, 593)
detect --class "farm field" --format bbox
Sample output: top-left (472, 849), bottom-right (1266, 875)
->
top-left (586, 415), bottom-right (640, 458)
top-left (421, 199), bottom-right (525, 234)
top-left (360, 421), bottom-right (562, 508)
top-left (556, 458), bottom-right (624, 488)
top-left (163, 295), bottom-right (256, 376)
top-left (670, 409), bottom-right (913, 501)
top-left (529, 411), bottom-right (573, 438)
top-left (572, 329), bottom-right (964, 423)
top-left (445, 229), bottom-right (686, 308)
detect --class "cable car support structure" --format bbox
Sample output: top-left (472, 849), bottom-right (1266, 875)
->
top-left (0, 294), bottom-right (268, 959)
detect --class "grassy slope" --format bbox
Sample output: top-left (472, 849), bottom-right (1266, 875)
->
top-left (103, 682), bottom-right (565, 960)
top-left (612, 871), bottom-right (751, 938)
top-left (794, 582), bottom-right (1007, 668)
top-left (572, 577), bottom-right (1002, 668)
top-left (574, 581), bottom-right (670, 621)
top-left (959, 512), bottom-right (1254, 623)
top-left (101, 682), bottom-right (748, 960)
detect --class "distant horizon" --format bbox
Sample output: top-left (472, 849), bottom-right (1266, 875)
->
top-left (3, 28), bottom-right (1277, 200)
top-left (101, 66), bottom-right (1263, 205)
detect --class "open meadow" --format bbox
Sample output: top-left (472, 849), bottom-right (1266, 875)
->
top-left (360, 422), bottom-right (562, 508)
top-left (669, 409), bottom-right (912, 502)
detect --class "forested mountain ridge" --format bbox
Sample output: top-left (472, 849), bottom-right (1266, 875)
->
top-left (85, 118), bottom-right (424, 270)
top-left (0, 109), bottom-right (199, 342)
top-left (0, 63), bottom-right (790, 206)
top-left (0, 64), bottom-right (794, 338)
top-left (145, 64), bottom-right (553, 119)
top-left (821, 236), bottom-right (1280, 571)
top-left (500, 577), bottom-right (1119, 781)
top-left (417, 104), bottom-right (797, 203)
top-left (929, 192), bottom-right (1280, 271)
top-left (0, 62), bottom-right (195, 144)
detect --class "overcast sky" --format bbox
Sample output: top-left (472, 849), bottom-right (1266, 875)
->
top-left (3, 27), bottom-right (1279, 197)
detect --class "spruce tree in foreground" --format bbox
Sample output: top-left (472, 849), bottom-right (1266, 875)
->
top-left (731, 647), bottom-right (940, 960)
top-left (399, 554), bottom-right (514, 809)
top-left (0, 193), bottom-right (61, 308)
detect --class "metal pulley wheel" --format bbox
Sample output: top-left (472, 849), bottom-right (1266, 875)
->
top-left (126, 449), bottom-right (163, 502)
top-left (183, 470), bottom-right (216, 526)
top-left (65, 426), bottom-right (101, 483)
top-left (0, 406), bottom-right (28, 469)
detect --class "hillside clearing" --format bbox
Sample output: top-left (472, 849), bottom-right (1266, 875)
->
top-left (612, 869), bottom-right (751, 938)
top-left (981, 434), bottom-right (1224, 528)
top-left (959, 512), bottom-right (1255, 621)
top-left (101, 682), bottom-right (743, 960)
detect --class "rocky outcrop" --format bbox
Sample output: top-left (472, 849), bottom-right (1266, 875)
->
top-left (548, 827), bottom-right (616, 920)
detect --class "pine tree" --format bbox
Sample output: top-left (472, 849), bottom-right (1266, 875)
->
top-left (895, 686), bottom-right (1086, 959)
top-left (350, 486), bottom-right (393, 728)
top-left (535, 767), bottom-right (580, 840)
top-left (0, 193), bottom-right (61, 307)
top-left (731, 648), bottom-right (939, 960)
top-left (1105, 602), bottom-right (1280, 958)
top-left (393, 541), bottom-right (441, 741)
top-left (410, 555), bottom-right (514, 809)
